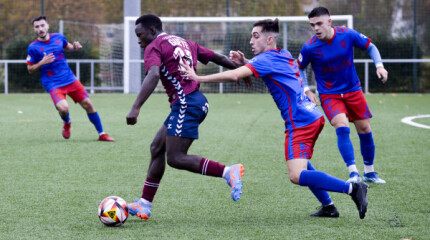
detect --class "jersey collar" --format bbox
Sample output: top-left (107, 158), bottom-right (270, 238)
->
top-left (37, 33), bottom-right (51, 44)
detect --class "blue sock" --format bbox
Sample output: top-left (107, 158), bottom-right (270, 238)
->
top-left (87, 112), bottom-right (104, 134)
top-left (299, 169), bottom-right (350, 194)
top-left (336, 127), bottom-right (356, 167)
top-left (307, 161), bottom-right (332, 206)
top-left (358, 131), bottom-right (375, 166)
top-left (60, 113), bottom-right (70, 123)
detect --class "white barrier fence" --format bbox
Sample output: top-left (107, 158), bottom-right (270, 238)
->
top-left (1, 59), bottom-right (429, 94)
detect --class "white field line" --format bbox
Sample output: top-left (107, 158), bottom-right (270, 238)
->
top-left (401, 115), bottom-right (430, 129)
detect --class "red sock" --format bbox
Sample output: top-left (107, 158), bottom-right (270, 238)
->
top-left (141, 177), bottom-right (160, 202)
top-left (199, 158), bottom-right (225, 177)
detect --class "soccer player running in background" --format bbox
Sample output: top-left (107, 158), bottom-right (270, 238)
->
top-left (27, 16), bottom-right (114, 142)
top-left (297, 7), bottom-right (388, 183)
top-left (181, 18), bottom-right (368, 219)
top-left (125, 14), bottom-right (247, 220)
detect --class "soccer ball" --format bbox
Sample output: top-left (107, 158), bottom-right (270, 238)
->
top-left (98, 196), bottom-right (129, 227)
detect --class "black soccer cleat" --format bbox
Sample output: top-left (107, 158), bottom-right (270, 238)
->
top-left (310, 204), bottom-right (340, 218)
top-left (350, 182), bottom-right (369, 219)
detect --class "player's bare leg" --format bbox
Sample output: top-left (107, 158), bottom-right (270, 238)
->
top-left (79, 98), bottom-right (114, 141)
top-left (129, 125), bottom-right (167, 220)
top-left (354, 119), bottom-right (385, 183)
top-left (166, 135), bottom-right (244, 201)
top-left (56, 100), bottom-right (71, 139)
top-left (331, 113), bottom-right (360, 182)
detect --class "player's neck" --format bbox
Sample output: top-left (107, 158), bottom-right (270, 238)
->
top-left (38, 33), bottom-right (50, 42)
top-left (325, 28), bottom-right (334, 40)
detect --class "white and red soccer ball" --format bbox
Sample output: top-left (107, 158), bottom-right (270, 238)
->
top-left (98, 196), bottom-right (129, 227)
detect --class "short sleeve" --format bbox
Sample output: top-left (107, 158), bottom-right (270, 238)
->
top-left (196, 44), bottom-right (214, 64)
top-left (245, 55), bottom-right (272, 78)
top-left (26, 46), bottom-right (38, 65)
top-left (297, 44), bottom-right (310, 69)
top-left (144, 45), bottom-right (162, 73)
top-left (349, 28), bottom-right (371, 49)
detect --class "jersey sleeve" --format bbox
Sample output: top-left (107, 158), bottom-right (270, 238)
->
top-left (349, 28), bottom-right (371, 50)
top-left (297, 44), bottom-right (310, 69)
top-left (195, 43), bottom-right (214, 64)
top-left (143, 45), bottom-right (162, 74)
top-left (59, 34), bottom-right (69, 48)
top-left (244, 55), bottom-right (272, 78)
top-left (26, 45), bottom-right (38, 65)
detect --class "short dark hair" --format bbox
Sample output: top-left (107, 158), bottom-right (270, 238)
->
top-left (32, 16), bottom-right (47, 25)
top-left (135, 14), bottom-right (163, 31)
top-left (308, 7), bottom-right (330, 18)
top-left (253, 18), bottom-right (279, 33)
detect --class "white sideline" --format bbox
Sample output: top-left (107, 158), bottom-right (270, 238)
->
top-left (401, 115), bottom-right (430, 129)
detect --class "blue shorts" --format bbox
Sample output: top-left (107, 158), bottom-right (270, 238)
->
top-left (164, 90), bottom-right (209, 139)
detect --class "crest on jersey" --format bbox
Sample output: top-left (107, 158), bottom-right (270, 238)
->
top-left (316, 49), bottom-right (323, 57)
top-left (340, 40), bottom-right (347, 48)
top-left (298, 53), bottom-right (303, 62)
top-left (360, 33), bottom-right (368, 39)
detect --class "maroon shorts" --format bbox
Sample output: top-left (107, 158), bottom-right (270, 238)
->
top-left (49, 81), bottom-right (89, 105)
top-left (285, 117), bottom-right (325, 160)
top-left (320, 90), bottom-right (372, 122)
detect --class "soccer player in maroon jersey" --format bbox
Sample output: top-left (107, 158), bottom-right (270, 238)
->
top-left (126, 14), bottom-right (249, 220)
top-left (27, 16), bottom-right (114, 141)
top-left (298, 7), bottom-right (388, 183)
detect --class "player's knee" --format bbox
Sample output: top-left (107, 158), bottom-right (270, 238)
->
top-left (150, 141), bottom-right (164, 157)
top-left (57, 105), bottom-right (69, 114)
top-left (166, 155), bottom-right (183, 169)
top-left (289, 174), bottom-right (300, 184)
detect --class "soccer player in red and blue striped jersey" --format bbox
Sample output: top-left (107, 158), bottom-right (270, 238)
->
top-left (27, 16), bottom-right (114, 142)
top-left (181, 18), bottom-right (369, 219)
top-left (297, 7), bottom-right (388, 184)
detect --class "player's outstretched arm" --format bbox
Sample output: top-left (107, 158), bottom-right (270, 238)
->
top-left (27, 52), bottom-right (55, 74)
top-left (126, 65), bottom-right (160, 125)
top-left (180, 62), bottom-right (252, 83)
top-left (65, 41), bottom-right (82, 52)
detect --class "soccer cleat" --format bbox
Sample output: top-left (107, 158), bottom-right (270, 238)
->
top-left (363, 172), bottom-right (386, 183)
top-left (310, 204), bottom-right (340, 218)
top-left (62, 122), bottom-right (71, 139)
top-left (128, 198), bottom-right (152, 220)
top-left (350, 182), bottom-right (369, 219)
top-left (346, 171), bottom-right (361, 183)
top-left (99, 133), bottom-right (115, 142)
top-left (224, 164), bottom-right (245, 201)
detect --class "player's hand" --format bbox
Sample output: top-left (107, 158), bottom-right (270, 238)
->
top-left (179, 62), bottom-right (200, 81)
top-left (305, 90), bottom-right (319, 105)
top-left (230, 50), bottom-right (247, 66)
top-left (41, 52), bottom-right (55, 65)
top-left (241, 76), bottom-right (253, 88)
top-left (376, 66), bottom-right (388, 84)
top-left (72, 41), bottom-right (82, 51)
top-left (126, 108), bottom-right (140, 125)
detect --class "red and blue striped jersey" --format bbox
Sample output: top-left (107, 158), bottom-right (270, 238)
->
top-left (27, 33), bottom-right (77, 91)
top-left (297, 27), bottom-right (371, 94)
top-left (245, 48), bottom-right (322, 130)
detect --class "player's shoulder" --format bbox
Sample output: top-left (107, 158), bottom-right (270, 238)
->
top-left (28, 40), bottom-right (38, 47)
top-left (305, 35), bottom-right (318, 46)
top-left (333, 26), bottom-right (350, 34)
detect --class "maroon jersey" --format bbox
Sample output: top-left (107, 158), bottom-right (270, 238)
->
top-left (144, 33), bottom-right (214, 103)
